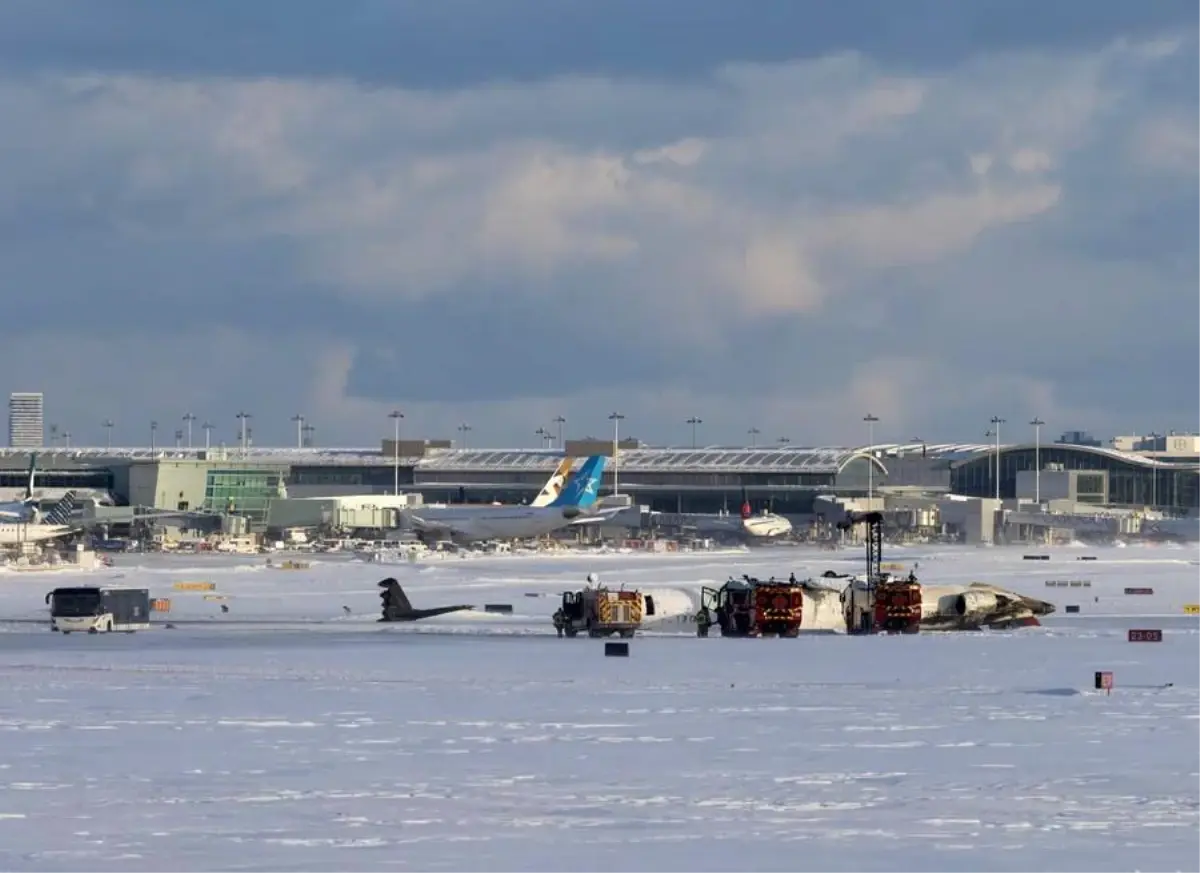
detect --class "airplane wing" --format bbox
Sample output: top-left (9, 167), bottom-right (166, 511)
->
top-left (568, 506), bottom-right (629, 526)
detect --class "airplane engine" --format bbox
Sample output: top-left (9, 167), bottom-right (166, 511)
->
top-left (639, 587), bottom-right (699, 632)
top-left (955, 589), bottom-right (999, 618)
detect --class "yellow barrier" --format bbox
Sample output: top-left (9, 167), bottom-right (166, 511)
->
top-left (151, 598), bottom-right (171, 613)
top-left (880, 563), bottom-right (906, 572)
top-left (1183, 604), bottom-right (1199, 615)
top-left (174, 581), bottom-right (216, 592)
top-left (203, 594), bottom-right (229, 602)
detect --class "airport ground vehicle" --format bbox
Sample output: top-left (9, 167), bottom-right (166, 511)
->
top-left (47, 586), bottom-right (152, 634)
top-left (553, 577), bottom-right (643, 638)
top-left (695, 576), bottom-right (805, 637)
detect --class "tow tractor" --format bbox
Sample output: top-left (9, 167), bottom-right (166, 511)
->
top-left (553, 574), bottom-right (643, 638)
top-left (836, 511), bottom-right (922, 634)
top-left (696, 575), bottom-right (805, 638)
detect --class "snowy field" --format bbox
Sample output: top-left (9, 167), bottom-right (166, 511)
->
top-left (0, 543), bottom-right (1196, 871)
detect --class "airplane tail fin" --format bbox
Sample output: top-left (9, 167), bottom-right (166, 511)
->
top-left (551, 455), bottom-right (606, 508)
top-left (24, 453), bottom-right (37, 501)
top-left (531, 457), bottom-right (574, 507)
top-left (378, 577), bottom-right (413, 614)
top-left (41, 491), bottom-right (77, 526)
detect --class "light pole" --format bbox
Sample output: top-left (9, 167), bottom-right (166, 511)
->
top-left (609, 412), bottom-right (625, 496)
top-left (687, 416), bottom-right (702, 449)
top-left (174, 429), bottom-right (183, 449)
top-left (863, 413), bottom-right (879, 505)
top-left (1029, 417), bottom-right (1044, 503)
top-left (778, 436), bottom-right (790, 444)
top-left (202, 421), bottom-right (214, 450)
top-left (291, 414), bottom-right (305, 449)
top-left (102, 419), bottom-right (114, 451)
top-left (182, 412), bottom-right (196, 449)
top-left (990, 416), bottom-right (1005, 501)
top-left (535, 427), bottom-right (549, 449)
top-left (553, 415), bottom-right (566, 449)
top-left (389, 409), bottom-right (404, 496)
top-left (1147, 431), bottom-right (1160, 507)
top-left (457, 423), bottom-right (471, 449)
top-left (302, 423), bottom-right (315, 448)
top-left (63, 431), bottom-right (71, 450)
top-left (150, 420), bottom-right (158, 452)
top-left (236, 412), bottom-right (251, 455)
top-left (747, 427), bottom-right (760, 447)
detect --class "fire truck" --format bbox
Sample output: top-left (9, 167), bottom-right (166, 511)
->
top-left (553, 574), bottom-right (643, 638)
top-left (695, 576), bottom-right (805, 638)
top-left (837, 511), bottom-right (922, 634)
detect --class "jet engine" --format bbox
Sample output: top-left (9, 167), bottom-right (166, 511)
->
top-left (955, 589), bottom-right (999, 618)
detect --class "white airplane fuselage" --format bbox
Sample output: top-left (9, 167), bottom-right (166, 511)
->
top-left (0, 522), bottom-right (73, 545)
top-left (410, 505), bottom-right (584, 542)
top-left (742, 513), bottom-right (793, 538)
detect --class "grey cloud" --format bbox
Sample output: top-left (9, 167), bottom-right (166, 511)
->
top-left (0, 32), bottom-right (1194, 447)
top-left (0, 0), bottom-right (1195, 86)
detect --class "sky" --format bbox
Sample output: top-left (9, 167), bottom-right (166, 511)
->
top-left (0, 0), bottom-right (1196, 451)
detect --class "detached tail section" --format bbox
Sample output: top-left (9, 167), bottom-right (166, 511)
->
top-left (550, 455), bottom-right (606, 509)
top-left (377, 578), bottom-right (472, 622)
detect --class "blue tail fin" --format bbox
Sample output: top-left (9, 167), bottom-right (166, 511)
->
top-left (41, 491), bottom-right (77, 526)
top-left (551, 456), bottom-right (606, 508)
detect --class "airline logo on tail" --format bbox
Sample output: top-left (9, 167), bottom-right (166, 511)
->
top-left (40, 491), bottom-right (77, 527)
top-left (550, 456), bottom-right (606, 509)
top-left (531, 457), bottom-right (575, 507)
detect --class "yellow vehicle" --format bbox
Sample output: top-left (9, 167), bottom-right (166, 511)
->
top-left (553, 575), bottom-right (643, 639)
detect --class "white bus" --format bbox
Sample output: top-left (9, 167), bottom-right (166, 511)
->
top-left (47, 586), bottom-right (152, 634)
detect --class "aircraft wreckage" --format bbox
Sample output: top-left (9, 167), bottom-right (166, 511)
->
top-left (675, 511), bottom-right (1055, 637)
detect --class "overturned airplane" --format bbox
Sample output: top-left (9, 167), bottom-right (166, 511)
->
top-left (377, 578), bottom-right (473, 622)
top-left (830, 509), bottom-right (1055, 633)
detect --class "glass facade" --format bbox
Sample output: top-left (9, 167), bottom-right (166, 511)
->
top-left (203, 469), bottom-right (285, 527)
top-left (951, 448), bottom-right (1199, 511)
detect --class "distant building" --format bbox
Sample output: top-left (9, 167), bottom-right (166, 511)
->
top-left (8, 392), bottom-right (43, 448)
top-left (1055, 430), bottom-right (1102, 448)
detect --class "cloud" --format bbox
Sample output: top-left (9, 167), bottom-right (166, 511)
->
top-left (0, 26), bottom-right (1194, 449)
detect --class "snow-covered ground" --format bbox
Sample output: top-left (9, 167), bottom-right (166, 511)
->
top-left (0, 543), bottom-right (1196, 871)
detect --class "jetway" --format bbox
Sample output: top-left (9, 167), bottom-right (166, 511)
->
top-left (1005, 510), bottom-right (1120, 535)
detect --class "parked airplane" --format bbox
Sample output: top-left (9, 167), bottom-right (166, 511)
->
top-left (0, 453), bottom-right (40, 521)
top-left (407, 456), bottom-right (613, 543)
top-left (0, 490), bottom-right (79, 545)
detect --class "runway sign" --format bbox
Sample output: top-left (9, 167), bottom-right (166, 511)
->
top-left (1023, 555), bottom-right (1050, 561)
top-left (604, 642), bottom-right (630, 657)
top-left (1064, 605), bottom-right (1080, 614)
top-left (203, 594), bottom-right (229, 602)
top-left (1094, 671), bottom-right (1113, 694)
top-left (174, 581), bottom-right (216, 592)
top-left (1183, 604), bottom-right (1200, 615)
top-left (1123, 587), bottom-right (1154, 596)
top-left (1128, 629), bottom-right (1163, 642)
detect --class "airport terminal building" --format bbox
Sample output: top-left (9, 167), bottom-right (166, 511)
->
top-left (0, 436), bottom-right (1195, 531)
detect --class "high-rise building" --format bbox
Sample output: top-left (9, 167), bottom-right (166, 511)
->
top-left (8, 392), bottom-right (44, 448)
